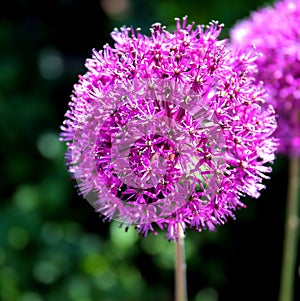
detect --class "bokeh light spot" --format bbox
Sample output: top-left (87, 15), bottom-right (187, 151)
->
top-left (63, 222), bottom-right (83, 244)
top-left (8, 227), bottom-right (29, 249)
top-left (82, 253), bottom-right (108, 276)
top-left (118, 265), bottom-right (144, 295)
top-left (33, 261), bottom-right (59, 284)
top-left (68, 276), bottom-right (91, 299)
top-left (41, 221), bottom-right (63, 244)
top-left (13, 185), bottom-right (39, 211)
top-left (38, 47), bottom-right (64, 80)
top-left (141, 234), bottom-right (174, 270)
top-left (93, 271), bottom-right (117, 290)
top-left (37, 132), bottom-right (62, 159)
top-left (141, 233), bottom-right (167, 255)
top-left (19, 291), bottom-right (43, 301)
top-left (0, 267), bottom-right (19, 301)
top-left (110, 221), bottom-right (138, 249)
top-left (80, 234), bottom-right (102, 254)
top-left (194, 287), bottom-right (218, 301)
top-left (100, 0), bottom-right (131, 20)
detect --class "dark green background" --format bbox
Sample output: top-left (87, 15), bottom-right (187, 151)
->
top-left (1, 0), bottom-right (298, 300)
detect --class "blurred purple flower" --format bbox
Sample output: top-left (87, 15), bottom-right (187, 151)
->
top-left (230, 0), bottom-right (300, 156)
top-left (60, 17), bottom-right (277, 240)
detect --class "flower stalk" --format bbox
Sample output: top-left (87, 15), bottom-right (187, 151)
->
top-left (175, 224), bottom-right (188, 301)
top-left (278, 156), bottom-right (299, 301)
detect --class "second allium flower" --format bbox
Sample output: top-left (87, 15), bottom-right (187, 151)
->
top-left (60, 17), bottom-right (278, 240)
top-left (230, 0), bottom-right (300, 156)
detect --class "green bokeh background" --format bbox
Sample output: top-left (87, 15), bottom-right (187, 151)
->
top-left (1, 1), bottom-right (298, 301)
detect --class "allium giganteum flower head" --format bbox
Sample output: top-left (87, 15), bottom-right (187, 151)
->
top-left (230, 0), bottom-right (300, 156)
top-left (60, 17), bottom-right (278, 240)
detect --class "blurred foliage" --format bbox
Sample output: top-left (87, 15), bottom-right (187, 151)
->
top-left (0, 0), bottom-right (298, 301)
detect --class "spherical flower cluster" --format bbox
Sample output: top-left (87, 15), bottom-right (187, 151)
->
top-left (230, 0), bottom-right (300, 156)
top-left (60, 17), bottom-right (277, 240)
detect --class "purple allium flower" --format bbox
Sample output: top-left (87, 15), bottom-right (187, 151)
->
top-left (230, 0), bottom-right (300, 156)
top-left (60, 17), bottom-right (277, 240)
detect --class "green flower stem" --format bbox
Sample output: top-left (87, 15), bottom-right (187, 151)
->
top-left (175, 223), bottom-right (188, 301)
top-left (278, 156), bottom-right (299, 301)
